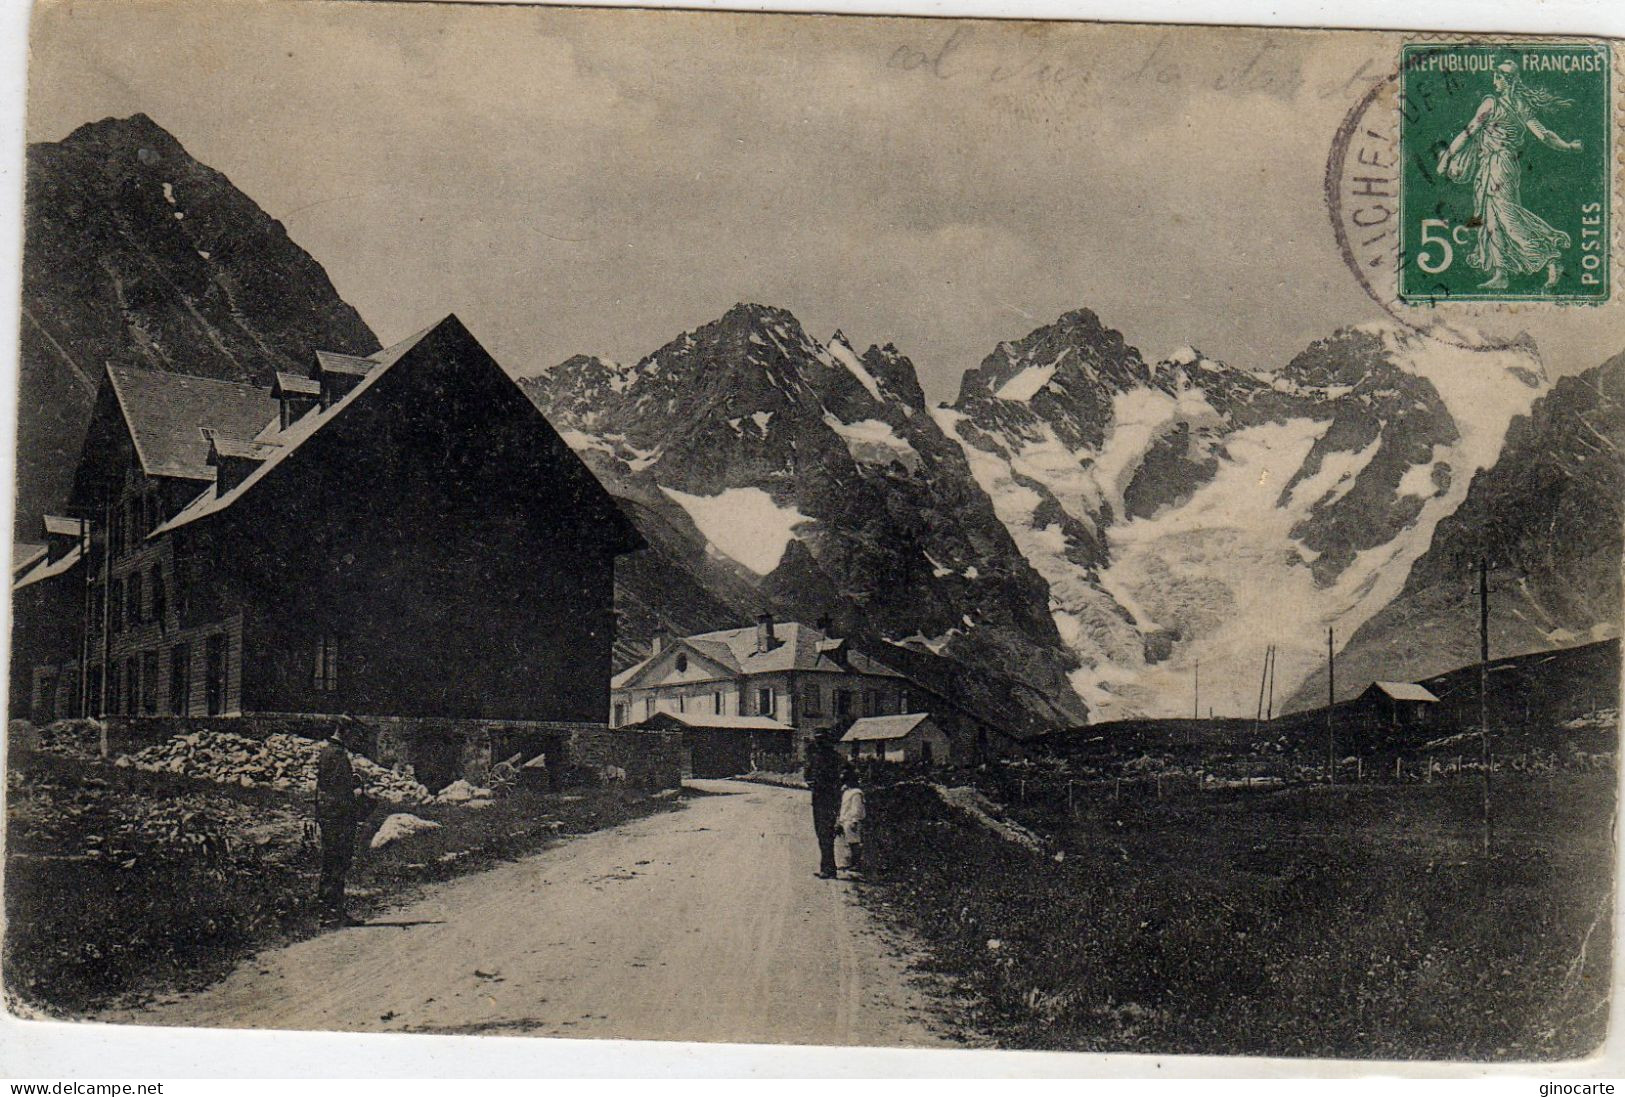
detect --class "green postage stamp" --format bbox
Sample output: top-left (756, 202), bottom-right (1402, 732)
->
top-left (1400, 42), bottom-right (1612, 303)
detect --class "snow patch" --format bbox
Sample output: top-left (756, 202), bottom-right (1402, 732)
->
top-left (995, 350), bottom-right (1068, 401)
top-left (824, 337), bottom-right (884, 402)
top-left (823, 414), bottom-right (920, 472)
top-left (659, 486), bottom-right (811, 575)
top-left (1284, 435), bottom-right (1382, 513)
top-left (1395, 446), bottom-right (1447, 499)
top-left (752, 411), bottom-right (773, 433)
top-left (162, 182), bottom-right (175, 205)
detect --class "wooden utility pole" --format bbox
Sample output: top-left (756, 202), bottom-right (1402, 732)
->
top-left (1193, 659), bottom-right (1200, 720)
top-left (1326, 626), bottom-right (1336, 784)
top-left (1266, 645), bottom-right (1276, 721)
top-left (1255, 645), bottom-right (1269, 725)
top-left (1479, 556), bottom-right (1492, 856)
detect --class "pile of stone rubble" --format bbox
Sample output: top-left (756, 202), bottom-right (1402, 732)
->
top-left (117, 730), bottom-right (430, 803)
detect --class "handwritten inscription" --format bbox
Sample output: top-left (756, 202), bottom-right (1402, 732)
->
top-left (886, 27), bottom-right (1383, 105)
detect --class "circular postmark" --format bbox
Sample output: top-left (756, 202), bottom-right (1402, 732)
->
top-left (1325, 63), bottom-right (1530, 354)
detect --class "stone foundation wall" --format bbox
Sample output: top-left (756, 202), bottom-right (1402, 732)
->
top-left (98, 713), bottom-right (684, 791)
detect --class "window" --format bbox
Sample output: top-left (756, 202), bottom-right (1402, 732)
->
top-left (110, 507), bottom-right (123, 558)
top-left (644, 697), bottom-right (655, 719)
top-left (757, 688), bottom-right (775, 716)
top-left (835, 689), bottom-right (852, 716)
top-left (312, 636), bottom-right (340, 691)
top-left (110, 577), bottom-right (123, 633)
top-left (863, 690), bottom-right (878, 717)
top-left (677, 693), bottom-right (686, 713)
top-left (141, 651), bottom-right (158, 714)
top-left (127, 571), bottom-right (143, 627)
top-left (713, 690), bottom-right (724, 715)
top-left (803, 687), bottom-right (822, 716)
top-left (151, 567), bottom-right (166, 629)
top-left (169, 645), bottom-right (190, 715)
top-left (107, 662), bottom-right (122, 715)
top-left (124, 656), bottom-right (139, 716)
top-left (612, 702), bottom-right (627, 727)
top-left (91, 585), bottom-right (105, 630)
top-left (675, 653), bottom-right (688, 673)
top-left (205, 634), bottom-right (226, 715)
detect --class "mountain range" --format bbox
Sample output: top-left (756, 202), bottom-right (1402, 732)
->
top-left (18, 114), bottom-right (1622, 729)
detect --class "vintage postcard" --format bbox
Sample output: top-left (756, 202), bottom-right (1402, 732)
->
top-left (4, 0), bottom-right (1621, 1067)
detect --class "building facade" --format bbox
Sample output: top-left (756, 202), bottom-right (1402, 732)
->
top-left (610, 615), bottom-right (915, 738)
top-left (14, 314), bottom-right (644, 727)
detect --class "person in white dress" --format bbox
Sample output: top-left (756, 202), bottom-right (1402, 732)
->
top-left (838, 766), bottom-right (866, 876)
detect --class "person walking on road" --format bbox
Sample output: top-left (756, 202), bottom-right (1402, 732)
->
top-left (805, 727), bottom-right (844, 879)
top-left (316, 726), bottom-right (372, 926)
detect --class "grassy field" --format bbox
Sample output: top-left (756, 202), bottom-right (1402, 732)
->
top-left (860, 770), bottom-right (1615, 1060)
top-left (4, 747), bottom-right (684, 1017)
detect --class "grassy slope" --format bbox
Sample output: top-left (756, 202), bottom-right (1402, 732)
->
top-left (860, 772), bottom-right (1614, 1060)
top-left (4, 748), bottom-right (683, 1017)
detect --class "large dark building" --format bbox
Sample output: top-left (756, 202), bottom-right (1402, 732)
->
top-left (11, 314), bottom-right (643, 725)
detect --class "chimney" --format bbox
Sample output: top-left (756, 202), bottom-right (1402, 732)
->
top-left (272, 371), bottom-right (321, 430)
top-left (755, 612), bottom-right (777, 654)
top-left (815, 613), bottom-right (834, 636)
top-left (651, 626), bottom-right (669, 656)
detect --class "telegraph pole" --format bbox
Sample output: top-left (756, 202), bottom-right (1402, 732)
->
top-left (1479, 556), bottom-right (1491, 856)
top-left (1266, 644), bottom-right (1276, 721)
top-left (1326, 627), bottom-right (1336, 784)
top-left (1193, 659), bottom-right (1200, 720)
top-left (1255, 645), bottom-right (1270, 726)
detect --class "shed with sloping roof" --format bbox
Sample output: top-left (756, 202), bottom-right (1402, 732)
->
top-left (840, 712), bottom-right (950, 765)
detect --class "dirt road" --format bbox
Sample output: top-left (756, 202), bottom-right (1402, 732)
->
top-left (104, 780), bottom-right (951, 1046)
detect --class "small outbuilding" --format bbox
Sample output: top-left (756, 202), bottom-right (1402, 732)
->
top-left (1355, 681), bottom-right (1441, 728)
top-left (632, 711), bottom-right (795, 778)
top-left (840, 713), bottom-right (950, 766)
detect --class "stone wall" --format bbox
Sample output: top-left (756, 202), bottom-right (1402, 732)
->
top-left (98, 713), bottom-right (685, 792)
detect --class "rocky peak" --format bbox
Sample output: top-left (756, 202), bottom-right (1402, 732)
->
top-left (19, 112), bottom-right (378, 537)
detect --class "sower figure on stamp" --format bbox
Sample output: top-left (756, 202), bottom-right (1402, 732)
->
top-left (805, 726), bottom-right (844, 879)
top-left (315, 726), bottom-right (372, 926)
top-left (1437, 59), bottom-right (1584, 291)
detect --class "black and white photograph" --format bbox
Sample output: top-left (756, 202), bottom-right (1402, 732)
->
top-left (2, 0), bottom-right (1621, 1072)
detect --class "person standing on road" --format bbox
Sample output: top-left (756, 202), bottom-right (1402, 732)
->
top-left (805, 727), bottom-right (844, 879)
top-left (838, 765), bottom-right (866, 876)
top-left (316, 726), bottom-right (371, 926)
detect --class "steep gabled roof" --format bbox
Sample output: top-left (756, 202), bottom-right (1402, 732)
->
top-left (612, 621), bottom-right (907, 689)
top-left (151, 316), bottom-right (642, 558)
top-left (843, 713), bottom-right (932, 741)
top-left (152, 322), bottom-right (443, 534)
top-left (104, 366), bottom-right (280, 481)
top-left (610, 636), bottom-right (741, 689)
top-left (1369, 681), bottom-right (1440, 703)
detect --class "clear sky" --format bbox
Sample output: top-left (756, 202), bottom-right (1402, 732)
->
top-left (25, 0), bottom-right (1623, 401)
